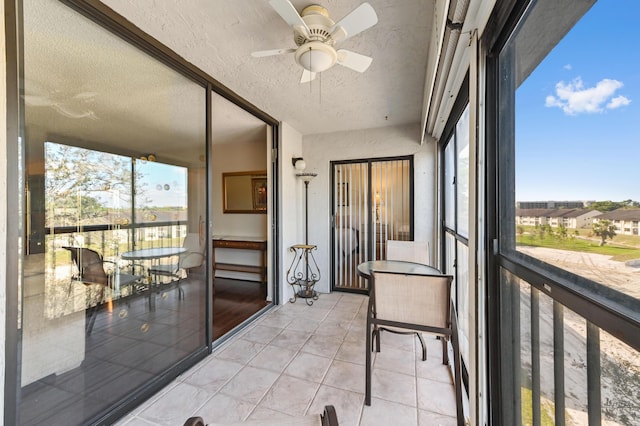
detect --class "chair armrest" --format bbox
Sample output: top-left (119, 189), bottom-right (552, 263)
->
top-left (183, 417), bottom-right (205, 426)
top-left (102, 260), bottom-right (117, 273)
top-left (321, 405), bottom-right (339, 426)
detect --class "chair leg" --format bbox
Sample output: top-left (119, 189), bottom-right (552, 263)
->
top-left (442, 336), bottom-right (449, 365)
top-left (86, 286), bottom-right (106, 336)
top-left (85, 305), bottom-right (99, 335)
top-left (177, 277), bottom-right (184, 299)
top-left (365, 315), bottom-right (372, 405)
top-left (416, 332), bottom-right (427, 361)
top-left (451, 306), bottom-right (465, 426)
top-left (371, 328), bottom-right (376, 352)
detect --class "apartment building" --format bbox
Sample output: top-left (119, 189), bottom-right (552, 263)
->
top-left (516, 208), bottom-right (602, 229)
top-left (595, 208), bottom-right (640, 236)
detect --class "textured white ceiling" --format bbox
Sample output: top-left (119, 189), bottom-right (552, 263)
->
top-left (23, 1), bottom-right (433, 167)
top-left (100, 0), bottom-right (434, 137)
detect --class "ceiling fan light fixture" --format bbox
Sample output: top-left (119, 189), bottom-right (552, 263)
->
top-left (295, 41), bottom-right (337, 73)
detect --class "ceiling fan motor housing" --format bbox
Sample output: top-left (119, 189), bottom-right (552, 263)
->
top-left (292, 4), bottom-right (343, 72)
top-left (294, 4), bottom-right (335, 45)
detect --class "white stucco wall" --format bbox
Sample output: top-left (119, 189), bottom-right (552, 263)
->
top-left (301, 123), bottom-right (437, 293)
top-left (212, 139), bottom-right (268, 238)
top-left (212, 139), bottom-right (268, 282)
top-left (279, 122), bottom-right (304, 305)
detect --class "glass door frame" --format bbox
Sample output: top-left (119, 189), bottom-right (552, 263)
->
top-left (329, 155), bottom-right (414, 294)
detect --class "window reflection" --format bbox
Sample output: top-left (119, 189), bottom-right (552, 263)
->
top-left (40, 142), bottom-right (191, 319)
top-left (21, 0), bottom-right (207, 423)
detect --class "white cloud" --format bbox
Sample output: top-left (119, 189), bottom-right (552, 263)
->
top-left (563, 64), bottom-right (572, 70)
top-left (607, 95), bottom-right (631, 109)
top-left (545, 77), bottom-right (631, 115)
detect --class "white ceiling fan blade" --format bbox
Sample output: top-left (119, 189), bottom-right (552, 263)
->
top-left (251, 48), bottom-right (296, 58)
top-left (72, 91), bottom-right (98, 100)
top-left (268, 0), bottom-right (310, 38)
top-left (330, 3), bottom-right (378, 42)
top-left (336, 49), bottom-right (373, 73)
top-left (300, 69), bottom-right (317, 84)
top-left (52, 103), bottom-right (98, 120)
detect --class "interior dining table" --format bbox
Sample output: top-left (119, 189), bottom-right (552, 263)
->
top-left (357, 259), bottom-right (442, 280)
top-left (121, 247), bottom-right (186, 310)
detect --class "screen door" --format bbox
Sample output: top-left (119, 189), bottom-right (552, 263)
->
top-left (331, 157), bottom-right (412, 292)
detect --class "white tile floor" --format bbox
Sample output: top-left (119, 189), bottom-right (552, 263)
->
top-left (117, 292), bottom-right (460, 426)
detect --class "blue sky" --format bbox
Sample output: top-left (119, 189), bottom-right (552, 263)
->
top-left (515, 0), bottom-right (640, 202)
top-left (137, 161), bottom-right (187, 208)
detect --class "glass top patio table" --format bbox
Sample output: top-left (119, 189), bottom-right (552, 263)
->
top-left (120, 247), bottom-right (187, 310)
top-left (121, 247), bottom-right (186, 260)
top-left (357, 260), bottom-right (441, 279)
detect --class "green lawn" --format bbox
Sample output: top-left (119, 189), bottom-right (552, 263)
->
top-left (516, 231), bottom-right (640, 262)
top-left (521, 387), bottom-right (556, 426)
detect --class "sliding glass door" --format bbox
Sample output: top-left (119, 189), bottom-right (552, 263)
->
top-left (20, 1), bottom-right (207, 423)
top-left (331, 157), bottom-right (413, 292)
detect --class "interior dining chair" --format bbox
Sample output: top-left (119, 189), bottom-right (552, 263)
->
top-left (385, 240), bottom-right (430, 265)
top-left (63, 246), bottom-right (143, 335)
top-left (148, 233), bottom-right (205, 299)
top-left (365, 270), bottom-right (464, 425)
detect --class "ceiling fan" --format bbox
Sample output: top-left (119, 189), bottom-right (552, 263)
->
top-left (252, 0), bottom-right (378, 83)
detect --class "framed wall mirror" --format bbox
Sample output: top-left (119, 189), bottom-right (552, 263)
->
top-left (222, 170), bottom-right (267, 213)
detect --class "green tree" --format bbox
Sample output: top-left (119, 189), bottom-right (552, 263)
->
top-left (543, 224), bottom-right (554, 238)
top-left (592, 220), bottom-right (617, 246)
top-left (589, 199), bottom-right (640, 212)
top-left (557, 224), bottom-right (568, 240)
top-left (621, 199), bottom-right (640, 207)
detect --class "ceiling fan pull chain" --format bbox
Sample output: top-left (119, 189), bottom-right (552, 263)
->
top-left (310, 48), bottom-right (313, 95)
top-left (319, 70), bottom-right (322, 104)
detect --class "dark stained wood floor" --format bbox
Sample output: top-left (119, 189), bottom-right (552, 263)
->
top-left (213, 277), bottom-right (269, 340)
